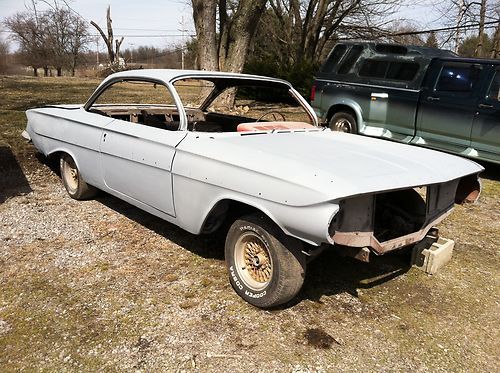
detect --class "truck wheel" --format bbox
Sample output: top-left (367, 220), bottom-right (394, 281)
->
top-left (225, 213), bottom-right (306, 308)
top-left (60, 153), bottom-right (97, 200)
top-left (329, 112), bottom-right (357, 133)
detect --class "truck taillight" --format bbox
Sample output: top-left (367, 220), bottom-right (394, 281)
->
top-left (310, 84), bottom-right (316, 102)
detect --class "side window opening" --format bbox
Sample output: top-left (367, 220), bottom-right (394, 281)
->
top-left (88, 80), bottom-right (180, 130)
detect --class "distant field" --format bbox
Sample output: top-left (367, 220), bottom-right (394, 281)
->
top-left (0, 76), bottom-right (499, 371)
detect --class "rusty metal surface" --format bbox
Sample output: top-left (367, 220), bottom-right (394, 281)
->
top-left (333, 207), bottom-right (453, 255)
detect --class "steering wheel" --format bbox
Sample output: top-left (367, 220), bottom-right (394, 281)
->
top-left (256, 110), bottom-right (286, 122)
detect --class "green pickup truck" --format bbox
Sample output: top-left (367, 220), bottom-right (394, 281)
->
top-left (311, 42), bottom-right (500, 164)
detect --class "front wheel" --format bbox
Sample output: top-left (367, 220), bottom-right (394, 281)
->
top-left (225, 214), bottom-right (306, 308)
top-left (329, 112), bottom-right (357, 133)
top-left (60, 153), bottom-right (98, 200)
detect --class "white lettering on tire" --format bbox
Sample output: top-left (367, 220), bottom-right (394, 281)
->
top-left (229, 266), bottom-right (243, 290)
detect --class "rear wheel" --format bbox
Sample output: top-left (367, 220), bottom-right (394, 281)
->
top-left (329, 111), bottom-right (357, 133)
top-left (225, 213), bottom-right (306, 308)
top-left (60, 153), bottom-right (97, 200)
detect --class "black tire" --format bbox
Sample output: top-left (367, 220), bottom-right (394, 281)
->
top-left (329, 111), bottom-right (357, 133)
top-left (60, 153), bottom-right (98, 200)
top-left (225, 213), bottom-right (306, 308)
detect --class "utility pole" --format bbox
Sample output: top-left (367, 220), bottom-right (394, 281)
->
top-left (96, 36), bottom-right (99, 66)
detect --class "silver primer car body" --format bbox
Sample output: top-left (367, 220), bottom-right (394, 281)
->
top-left (24, 69), bottom-right (483, 307)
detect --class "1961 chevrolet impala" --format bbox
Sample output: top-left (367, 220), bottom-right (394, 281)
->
top-left (23, 69), bottom-right (483, 307)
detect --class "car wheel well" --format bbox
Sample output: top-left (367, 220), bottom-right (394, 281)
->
top-left (46, 151), bottom-right (65, 174)
top-left (201, 199), bottom-right (270, 235)
top-left (327, 104), bottom-right (356, 123)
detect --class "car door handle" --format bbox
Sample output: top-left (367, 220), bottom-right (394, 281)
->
top-left (427, 96), bottom-right (440, 102)
top-left (478, 103), bottom-right (493, 109)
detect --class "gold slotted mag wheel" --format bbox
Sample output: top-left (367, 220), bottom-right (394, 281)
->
top-left (235, 232), bottom-right (273, 291)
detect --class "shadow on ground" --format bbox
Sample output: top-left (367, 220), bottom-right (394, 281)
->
top-left (478, 162), bottom-right (500, 181)
top-left (0, 146), bottom-right (32, 203)
top-left (38, 155), bottom-right (413, 308)
top-left (95, 189), bottom-right (410, 307)
top-left (299, 250), bottom-right (411, 304)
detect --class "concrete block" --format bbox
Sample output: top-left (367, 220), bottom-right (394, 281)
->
top-left (411, 236), bottom-right (455, 275)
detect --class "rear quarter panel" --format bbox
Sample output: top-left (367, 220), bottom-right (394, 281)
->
top-left (26, 107), bottom-right (114, 188)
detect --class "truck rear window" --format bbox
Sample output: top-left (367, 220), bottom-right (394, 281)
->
top-left (359, 59), bottom-right (419, 81)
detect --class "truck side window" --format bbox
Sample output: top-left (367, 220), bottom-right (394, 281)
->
top-left (320, 44), bottom-right (347, 73)
top-left (359, 60), bottom-right (388, 78)
top-left (338, 45), bottom-right (363, 74)
top-left (359, 59), bottom-right (419, 81)
top-left (487, 70), bottom-right (500, 102)
top-left (386, 62), bottom-right (419, 81)
top-left (435, 63), bottom-right (481, 94)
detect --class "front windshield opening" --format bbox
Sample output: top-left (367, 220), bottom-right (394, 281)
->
top-left (172, 77), bottom-right (314, 133)
top-left (207, 84), bottom-right (313, 124)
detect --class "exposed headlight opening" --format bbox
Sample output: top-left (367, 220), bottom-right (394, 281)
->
top-left (329, 175), bottom-right (479, 255)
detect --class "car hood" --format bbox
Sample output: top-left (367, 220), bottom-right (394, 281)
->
top-left (175, 130), bottom-right (483, 206)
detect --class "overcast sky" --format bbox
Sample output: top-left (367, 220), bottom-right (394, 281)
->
top-left (0, 0), bottom-right (442, 51)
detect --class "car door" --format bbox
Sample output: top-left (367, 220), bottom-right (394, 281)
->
top-left (100, 121), bottom-right (186, 216)
top-left (415, 61), bottom-right (485, 154)
top-left (470, 65), bottom-right (500, 163)
top-left (88, 79), bottom-right (187, 217)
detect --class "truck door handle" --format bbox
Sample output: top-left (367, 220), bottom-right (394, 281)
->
top-left (371, 92), bottom-right (388, 99)
top-left (427, 96), bottom-right (440, 102)
top-left (478, 103), bottom-right (493, 109)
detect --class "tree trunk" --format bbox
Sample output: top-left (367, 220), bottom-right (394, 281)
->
top-left (57, 67), bottom-right (62, 76)
top-left (91, 6), bottom-right (118, 66)
top-left (33, 67), bottom-right (38, 77)
top-left (475, 0), bottom-right (487, 57)
top-left (220, 0), bottom-right (267, 73)
top-left (191, 0), bottom-right (218, 70)
top-left (43, 66), bottom-right (48, 77)
top-left (491, 19), bottom-right (500, 58)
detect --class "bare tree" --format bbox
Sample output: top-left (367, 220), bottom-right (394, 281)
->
top-left (257, 0), bottom-right (399, 66)
top-left (433, 0), bottom-right (499, 53)
top-left (4, 1), bottom-right (89, 76)
top-left (91, 6), bottom-right (124, 69)
top-left (4, 11), bottom-right (49, 76)
top-left (0, 35), bottom-right (9, 74)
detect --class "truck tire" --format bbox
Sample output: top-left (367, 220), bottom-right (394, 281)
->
top-left (225, 213), bottom-right (306, 308)
top-left (60, 153), bottom-right (98, 200)
top-left (329, 111), bottom-right (357, 133)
